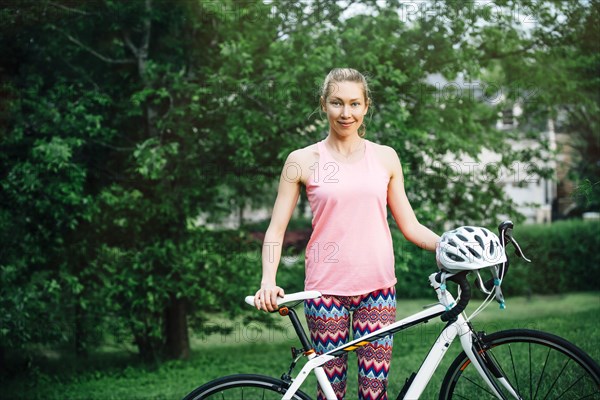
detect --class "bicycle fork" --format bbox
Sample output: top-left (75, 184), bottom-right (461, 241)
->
top-left (460, 328), bottom-right (523, 400)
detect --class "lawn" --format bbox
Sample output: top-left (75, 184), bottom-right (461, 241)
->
top-left (3, 292), bottom-right (599, 400)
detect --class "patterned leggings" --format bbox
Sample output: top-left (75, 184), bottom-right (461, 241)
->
top-left (304, 287), bottom-right (396, 400)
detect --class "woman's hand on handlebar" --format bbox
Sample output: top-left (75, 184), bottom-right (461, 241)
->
top-left (254, 285), bottom-right (285, 312)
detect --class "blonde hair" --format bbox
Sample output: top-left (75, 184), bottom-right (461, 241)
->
top-left (320, 68), bottom-right (371, 137)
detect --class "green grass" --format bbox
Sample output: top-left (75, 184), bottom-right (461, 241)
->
top-left (3, 292), bottom-right (599, 400)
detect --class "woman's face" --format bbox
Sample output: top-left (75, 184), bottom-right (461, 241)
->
top-left (322, 81), bottom-right (369, 137)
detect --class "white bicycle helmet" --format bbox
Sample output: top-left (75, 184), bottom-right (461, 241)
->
top-left (437, 226), bottom-right (506, 272)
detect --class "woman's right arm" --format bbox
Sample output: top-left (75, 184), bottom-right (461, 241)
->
top-left (254, 151), bottom-right (303, 312)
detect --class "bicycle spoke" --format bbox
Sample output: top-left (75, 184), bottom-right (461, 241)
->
top-left (578, 392), bottom-right (600, 399)
top-left (485, 346), bottom-right (519, 398)
top-left (463, 375), bottom-right (498, 397)
top-left (484, 343), bottom-right (523, 398)
top-left (551, 372), bottom-right (584, 400)
top-left (541, 356), bottom-right (571, 400)
top-left (533, 345), bottom-right (552, 399)
top-left (529, 342), bottom-right (533, 397)
top-left (508, 343), bottom-right (521, 396)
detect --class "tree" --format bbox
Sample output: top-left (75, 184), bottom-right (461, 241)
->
top-left (2, 0), bottom-right (588, 365)
top-left (0, 0), bottom-right (344, 362)
top-left (485, 0), bottom-right (600, 214)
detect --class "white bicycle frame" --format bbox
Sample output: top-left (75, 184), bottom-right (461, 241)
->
top-left (271, 273), bottom-right (520, 400)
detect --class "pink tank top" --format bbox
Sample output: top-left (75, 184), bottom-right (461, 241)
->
top-left (304, 139), bottom-right (397, 295)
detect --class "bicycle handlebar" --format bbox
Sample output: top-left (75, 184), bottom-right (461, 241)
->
top-left (440, 271), bottom-right (471, 322)
top-left (439, 220), bottom-right (531, 322)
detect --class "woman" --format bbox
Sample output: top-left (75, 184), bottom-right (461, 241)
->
top-left (254, 68), bottom-right (440, 400)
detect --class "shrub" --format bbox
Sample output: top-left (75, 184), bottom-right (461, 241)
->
top-left (392, 219), bottom-right (600, 298)
top-left (502, 219), bottom-right (600, 296)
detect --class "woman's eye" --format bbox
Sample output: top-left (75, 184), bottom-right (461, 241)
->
top-left (330, 101), bottom-right (341, 106)
top-left (352, 102), bottom-right (360, 107)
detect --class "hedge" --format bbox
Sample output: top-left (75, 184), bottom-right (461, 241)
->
top-left (392, 219), bottom-right (600, 298)
top-left (500, 219), bottom-right (600, 296)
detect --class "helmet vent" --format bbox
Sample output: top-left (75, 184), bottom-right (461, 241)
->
top-left (467, 247), bottom-right (481, 259)
top-left (465, 227), bottom-right (475, 232)
top-left (475, 235), bottom-right (485, 249)
top-left (490, 241), bottom-right (495, 255)
top-left (456, 234), bottom-right (468, 242)
top-left (449, 253), bottom-right (464, 262)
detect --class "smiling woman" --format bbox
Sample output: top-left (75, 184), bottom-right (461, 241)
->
top-left (252, 68), bottom-right (441, 400)
top-left (320, 68), bottom-right (371, 140)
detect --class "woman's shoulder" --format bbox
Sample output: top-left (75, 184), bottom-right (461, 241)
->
top-left (287, 142), bottom-right (320, 163)
top-left (368, 140), bottom-right (399, 162)
top-left (283, 143), bottom-right (320, 184)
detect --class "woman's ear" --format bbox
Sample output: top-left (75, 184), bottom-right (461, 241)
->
top-left (320, 96), bottom-right (326, 112)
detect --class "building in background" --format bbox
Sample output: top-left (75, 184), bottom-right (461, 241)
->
top-left (494, 104), bottom-right (556, 224)
top-left (427, 73), bottom-right (570, 224)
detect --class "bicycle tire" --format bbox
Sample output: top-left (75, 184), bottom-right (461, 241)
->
top-left (439, 329), bottom-right (600, 399)
top-left (182, 373), bottom-right (313, 400)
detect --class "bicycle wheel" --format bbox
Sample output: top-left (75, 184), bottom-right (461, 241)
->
top-left (439, 329), bottom-right (600, 399)
top-left (182, 374), bottom-right (312, 400)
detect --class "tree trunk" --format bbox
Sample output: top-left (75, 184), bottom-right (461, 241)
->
top-left (0, 345), bottom-right (5, 374)
top-left (74, 300), bottom-right (88, 358)
top-left (164, 294), bottom-right (190, 360)
top-left (238, 201), bottom-right (245, 228)
top-left (134, 331), bottom-right (158, 363)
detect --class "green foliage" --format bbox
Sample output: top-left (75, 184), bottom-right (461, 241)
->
top-left (504, 220), bottom-right (600, 296)
top-left (1, 0), bottom-right (597, 366)
top-left (390, 219), bottom-right (600, 298)
top-left (391, 227), bottom-right (439, 298)
top-left (572, 178), bottom-right (600, 212)
top-left (496, 0), bottom-right (600, 214)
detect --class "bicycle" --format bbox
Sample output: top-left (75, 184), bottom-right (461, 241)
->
top-left (183, 221), bottom-right (600, 399)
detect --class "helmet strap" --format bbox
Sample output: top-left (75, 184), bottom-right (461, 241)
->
top-left (437, 272), bottom-right (455, 311)
top-left (491, 266), bottom-right (506, 309)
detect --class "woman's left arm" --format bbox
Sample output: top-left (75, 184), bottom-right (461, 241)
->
top-left (385, 146), bottom-right (440, 251)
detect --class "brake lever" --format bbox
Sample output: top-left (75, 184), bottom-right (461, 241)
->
top-left (507, 234), bottom-right (531, 263)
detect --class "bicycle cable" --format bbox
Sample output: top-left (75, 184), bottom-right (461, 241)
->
top-left (467, 287), bottom-right (496, 322)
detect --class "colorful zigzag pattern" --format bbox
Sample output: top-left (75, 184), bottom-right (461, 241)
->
top-left (304, 287), bottom-right (396, 400)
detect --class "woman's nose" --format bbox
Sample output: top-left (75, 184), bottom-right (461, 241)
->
top-left (341, 106), bottom-right (351, 118)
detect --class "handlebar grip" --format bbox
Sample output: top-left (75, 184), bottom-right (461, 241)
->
top-left (441, 271), bottom-right (472, 322)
